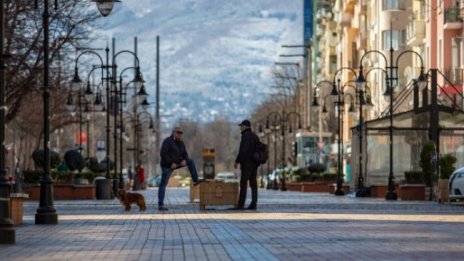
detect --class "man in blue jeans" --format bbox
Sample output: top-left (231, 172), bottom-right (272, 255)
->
top-left (158, 126), bottom-right (200, 211)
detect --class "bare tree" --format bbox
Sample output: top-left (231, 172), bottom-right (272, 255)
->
top-left (4, 1), bottom-right (104, 170)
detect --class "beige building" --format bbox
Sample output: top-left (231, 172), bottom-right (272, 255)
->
top-left (313, 0), bottom-right (416, 187)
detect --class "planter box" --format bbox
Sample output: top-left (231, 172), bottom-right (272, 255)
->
top-left (370, 185), bottom-right (401, 198)
top-left (328, 183), bottom-right (350, 194)
top-left (199, 181), bottom-right (238, 210)
top-left (437, 179), bottom-right (449, 203)
top-left (399, 184), bottom-right (426, 201)
top-left (24, 184), bottom-right (96, 200)
top-left (10, 193), bottom-right (28, 225)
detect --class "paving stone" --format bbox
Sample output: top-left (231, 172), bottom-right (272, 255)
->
top-left (1, 188), bottom-right (464, 260)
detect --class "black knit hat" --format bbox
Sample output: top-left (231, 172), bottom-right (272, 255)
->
top-left (238, 119), bottom-right (251, 127)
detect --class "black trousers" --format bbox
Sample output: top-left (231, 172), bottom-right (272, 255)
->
top-left (238, 167), bottom-right (258, 207)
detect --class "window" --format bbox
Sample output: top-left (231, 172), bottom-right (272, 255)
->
top-left (329, 55), bottom-right (337, 74)
top-left (382, 0), bottom-right (404, 10)
top-left (461, 40), bottom-right (464, 68)
top-left (439, 39), bottom-right (442, 69)
top-left (426, 46), bottom-right (430, 68)
top-left (382, 30), bottom-right (406, 50)
top-left (452, 37), bottom-right (461, 69)
top-left (352, 42), bottom-right (358, 67)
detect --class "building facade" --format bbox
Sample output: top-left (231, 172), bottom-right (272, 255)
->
top-left (310, 0), bottom-right (464, 190)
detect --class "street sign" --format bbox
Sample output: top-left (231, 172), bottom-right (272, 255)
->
top-left (97, 140), bottom-right (105, 151)
top-left (96, 140), bottom-right (106, 162)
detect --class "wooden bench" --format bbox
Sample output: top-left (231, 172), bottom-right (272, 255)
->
top-left (190, 182), bottom-right (200, 203)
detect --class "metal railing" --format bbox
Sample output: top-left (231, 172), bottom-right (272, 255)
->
top-left (445, 5), bottom-right (462, 24)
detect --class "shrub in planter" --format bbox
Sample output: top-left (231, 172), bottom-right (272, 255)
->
top-left (320, 173), bottom-right (337, 183)
top-left (439, 154), bottom-right (456, 179)
top-left (291, 167), bottom-right (311, 182)
top-left (22, 170), bottom-right (43, 184)
top-left (87, 157), bottom-right (105, 173)
top-left (32, 149), bottom-right (61, 169)
top-left (23, 170), bottom-right (70, 184)
top-left (307, 163), bottom-right (326, 174)
top-left (404, 171), bottom-right (423, 184)
top-left (90, 158), bottom-right (115, 173)
top-left (55, 172), bottom-right (74, 183)
top-left (420, 140), bottom-right (436, 187)
top-left (64, 150), bottom-right (85, 172)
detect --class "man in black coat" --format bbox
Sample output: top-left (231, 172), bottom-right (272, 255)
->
top-left (233, 119), bottom-right (259, 210)
top-left (158, 126), bottom-right (200, 211)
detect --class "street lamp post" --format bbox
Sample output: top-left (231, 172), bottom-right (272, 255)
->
top-left (264, 111), bottom-right (302, 191)
top-left (30, 0), bottom-right (120, 225)
top-left (332, 80), bottom-right (356, 196)
top-left (94, 0), bottom-right (120, 17)
top-left (312, 80), bottom-right (334, 165)
top-left (71, 50), bottom-right (112, 189)
top-left (0, 0), bottom-right (15, 244)
top-left (73, 42), bottom-right (145, 196)
top-left (256, 123), bottom-right (266, 188)
top-left (112, 50), bottom-right (145, 192)
top-left (265, 112), bottom-right (281, 190)
top-left (117, 77), bottom-right (148, 191)
top-left (357, 46), bottom-right (427, 200)
top-left (120, 109), bottom-right (153, 189)
top-left (281, 111), bottom-right (302, 191)
top-left (280, 112), bottom-right (287, 191)
top-left (329, 67), bottom-right (358, 196)
top-left (34, 0), bottom-right (58, 225)
top-left (354, 67), bottom-right (383, 197)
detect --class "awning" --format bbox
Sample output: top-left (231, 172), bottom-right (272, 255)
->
top-left (440, 84), bottom-right (462, 95)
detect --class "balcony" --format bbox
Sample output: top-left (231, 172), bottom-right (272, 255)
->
top-left (343, 0), bottom-right (355, 13)
top-left (338, 13), bottom-right (351, 27)
top-left (406, 20), bottom-right (425, 46)
top-left (444, 6), bottom-right (462, 30)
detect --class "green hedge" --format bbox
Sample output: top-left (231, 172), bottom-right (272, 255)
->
top-left (439, 154), bottom-right (456, 179)
top-left (291, 169), bottom-right (337, 182)
top-left (404, 171), bottom-right (423, 184)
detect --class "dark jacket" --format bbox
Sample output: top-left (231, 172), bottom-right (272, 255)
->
top-left (160, 135), bottom-right (188, 168)
top-left (235, 128), bottom-right (259, 169)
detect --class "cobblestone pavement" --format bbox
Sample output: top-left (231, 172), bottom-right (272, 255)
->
top-left (1, 188), bottom-right (464, 261)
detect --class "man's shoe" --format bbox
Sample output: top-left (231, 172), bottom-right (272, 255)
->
top-left (246, 205), bottom-right (257, 210)
top-left (158, 206), bottom-right (168, 211)
top-left (193, 180), bottom-right (203, 186)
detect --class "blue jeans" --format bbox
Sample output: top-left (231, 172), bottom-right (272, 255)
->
top-left (158, 158), bottom-right (199, 206)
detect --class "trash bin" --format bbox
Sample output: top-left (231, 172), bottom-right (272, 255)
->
top-left (95, 178), bottom-right (112, 199)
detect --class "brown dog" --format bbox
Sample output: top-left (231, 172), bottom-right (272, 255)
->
top-left (117, 189), bottom-right (147, 211)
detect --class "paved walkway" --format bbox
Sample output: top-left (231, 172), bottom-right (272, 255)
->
top-left (1, 187), bottom-right (464, 261)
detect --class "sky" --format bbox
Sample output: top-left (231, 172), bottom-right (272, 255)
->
top-left (92, 0), bottom-right (303, 124)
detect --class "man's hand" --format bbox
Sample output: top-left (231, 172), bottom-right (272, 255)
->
top-left (233, 162), bottom-right (238, 169)
top-left (170, 163), bottom-right (177, 169)
top-left (180, 160), bottom-right (187, 166)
